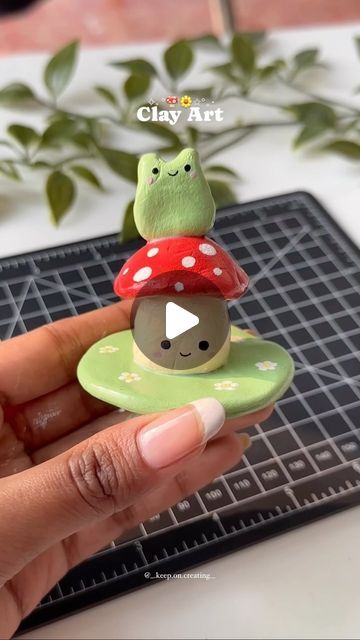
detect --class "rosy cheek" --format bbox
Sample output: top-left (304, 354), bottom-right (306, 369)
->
top-left (190, 171), bottom-right (197, 179)
top-left (153, 351), bottom-right (162, 359)
top-left (147, 176), bottom-right (155, 185)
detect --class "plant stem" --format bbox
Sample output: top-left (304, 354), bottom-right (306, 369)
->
top-left (0, 139), bottom-right (13, 148)
top-left (201, 127), bottom-right (255, 160)
top-left (220, 90), bottom-right (287, 109)
top-left (201, 119), bottom-right (296, 145)
top-left (0, 158), bottom-right (29, 166)
top-left (54, 153), bottom-right (95, 169)
top-left (0, 154), bottom-right (95, 170)
top-left (34, 95), bottom-right (124, 127)
top-left (278, 75), bottom-right (360, 115)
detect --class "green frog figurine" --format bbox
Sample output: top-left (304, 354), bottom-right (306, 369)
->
top-left (134, 148), bottom-right (215, 240)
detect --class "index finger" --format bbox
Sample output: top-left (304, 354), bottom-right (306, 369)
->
top-left (0, 299), bottom-right (132, 405)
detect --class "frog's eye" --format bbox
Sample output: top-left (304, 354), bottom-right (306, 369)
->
top-left (152, 167), bottom-right (159, 175)
top-left (184, 164), bottom-right (191, 172)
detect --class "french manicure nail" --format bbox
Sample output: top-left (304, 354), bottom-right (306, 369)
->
top-left (138, 397), bottom-right (225, 470)
top-left (190, 397), bottom-right (226, 441)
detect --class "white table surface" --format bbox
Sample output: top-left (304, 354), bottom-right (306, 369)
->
top-left (1, 21), bottom-right (359, 640)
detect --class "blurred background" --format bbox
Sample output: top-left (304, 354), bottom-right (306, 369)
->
top-left (1, 0), bottom-right (360, 54)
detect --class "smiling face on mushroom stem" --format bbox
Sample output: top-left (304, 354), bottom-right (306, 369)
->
top-left (133, 148), bottom-right (216, 241)
top-left (132, 295), bottom-right (230, 372)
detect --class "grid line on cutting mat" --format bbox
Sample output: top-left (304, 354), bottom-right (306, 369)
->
top-left (1, 190), bottom-right (357, 631)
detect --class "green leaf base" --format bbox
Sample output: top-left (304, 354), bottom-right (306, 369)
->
top-left (77, 326), bottom-right (294, 418)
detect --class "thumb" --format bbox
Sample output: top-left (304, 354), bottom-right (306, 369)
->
top-left (0, 398), bottom-right (224, 584)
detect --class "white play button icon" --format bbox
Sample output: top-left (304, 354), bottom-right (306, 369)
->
top-left (165, 302), bottom-right (199, 340)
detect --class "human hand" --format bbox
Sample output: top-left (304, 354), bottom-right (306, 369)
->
top-left (0, 301), bottom-right (273, 637)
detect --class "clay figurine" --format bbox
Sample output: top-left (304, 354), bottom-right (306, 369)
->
top-left (78, 148), bottom-right (294, 417)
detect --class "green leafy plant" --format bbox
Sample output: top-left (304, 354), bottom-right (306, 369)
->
top-left (1, 33), bottom-right (360, 241)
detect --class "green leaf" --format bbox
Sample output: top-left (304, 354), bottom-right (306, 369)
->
top-left (294, 48), bottom-right (319, 67)
top-left (41, 118), bottom-right (79, 147)
top-left (209, 62), bottom-right (238, 82)
top-left (0, 82), bottom-right (35, 106)
top-left (257, 65), bottom-right (277, 80)
top-left (139, 121), bottom-right (182, 146)
top-left (189, 34), bottom-right (223, 50)
top-left (164, 40), bottom-right (193, 81)
top-left (231, 34), bottom-right (256, 75)
top-left (95, 86), bottom-right (118, 107)
top-left (46, 171), bottom-right (76, 225)
top-left (120, 200), bottom-right (139, 243)
top-left (285, 102), bottom-right (336, 146)
top-left (294, 123), bottom-right (327, 147)
top-left (99, 147), bottom-right (138, 182)
top-left (205, 165), bottom-right (238, 178)
top-left (0, 161), bottom-right (21, 181)
top-left (322, 139), bottom-right (360, 160)
top-left (44, 40), bottom-right (79, 98)
top-left (72, 131), bottom-right (95, 150)
top-left (354, 36), bottom-right (360, 61)
top-left (123, 74), bottom-right (150, 101)
top-left (257, 58), bottom-right (285, 79)
top-left (285, 102), bottom-right (335, 124)
top-left (110, 58), bottom-right (157, 77)
top-left (241, 31), bottom-right (266, 46)
top-left (292, 48), bottom-right (322, 77)
top-left (7, 124), bottom-right (39, 149)
top-left (70, 164), bottom-right (103, 190)
top-left (31, 161), bottom-right (53, 170)
top-left (208, 179), bottom-right (237, 208)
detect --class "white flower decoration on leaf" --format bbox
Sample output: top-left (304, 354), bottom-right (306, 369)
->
top-left (214, 380), bottom-right (239, 391)
top-left (118, 372), bottom-right (142, 383)
top-left (256, 361), bottom-right (278, 371)
top-left (99, 345), bottom-right (119, 354)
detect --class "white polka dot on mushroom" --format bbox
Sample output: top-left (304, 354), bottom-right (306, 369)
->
top-left (122, 267), bottom-right (129, 275)
top-left (213, 267), bottom-right (222, 276)
top-left (147, 247), bottom-right (159, 257)
top-left (174, 282), bottom-right (184, 292)
top-left (133, 266), bottom-right (152, 282)
top-left (199, 243), bottom-right (217, 256)
top-left (182, 256), bottom-right (196, 268)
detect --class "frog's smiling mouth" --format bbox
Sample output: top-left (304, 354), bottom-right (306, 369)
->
top-left (168, 170), bottom-right (179, 177)
top-left (180, 351), bottom-right (191, 357)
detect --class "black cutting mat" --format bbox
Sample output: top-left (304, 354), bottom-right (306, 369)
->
top-left (1, 191), bottom-right (358, 632)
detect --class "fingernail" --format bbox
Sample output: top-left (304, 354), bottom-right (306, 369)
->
top-left (238, 433), bottom-right (252, 450)
top-left (138, 398), bottom-right (225, 470)
top-left (190, 398), bottom-right (226, 441)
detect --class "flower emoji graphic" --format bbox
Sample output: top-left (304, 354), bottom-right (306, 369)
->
top-left (118, 372), bottom-right (142, 383)
top-left (180, 95), bottom-right (192, 108)
top-left (255, 361), bottom-right (278, 371)
top-left (99, 345), bottom-right (119, 354)
top-left (214, 380), bottom-right (239, 391)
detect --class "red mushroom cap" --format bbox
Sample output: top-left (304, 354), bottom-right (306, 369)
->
top-left (114, 236), bottom-right (249, 300)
